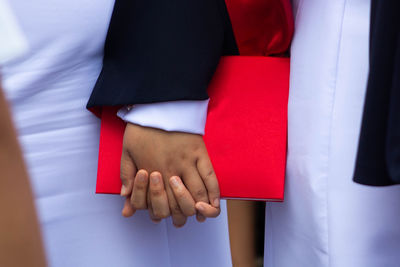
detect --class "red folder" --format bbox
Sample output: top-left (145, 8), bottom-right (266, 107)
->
top-left (96, 56), bottom-right (289, 201)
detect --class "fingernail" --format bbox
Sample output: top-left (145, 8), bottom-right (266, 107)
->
top-left (213, 198), bottom-right (220, 208)
top-left (170, 177), bottom-right (180, 188)
top-left (137, 172), bottom-right (146, 182)
top-left (151, 174), bottom-right (160, 184)
top-left (197, 203), bottom-right (205, 211)
top-left (120, 185), bottom-right (128, 196)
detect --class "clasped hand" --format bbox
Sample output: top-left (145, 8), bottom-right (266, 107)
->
top-left (119, 123), bottom-right (220, 227)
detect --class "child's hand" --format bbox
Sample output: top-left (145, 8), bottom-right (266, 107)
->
top-left (120, 123), bottom-right (220, 227)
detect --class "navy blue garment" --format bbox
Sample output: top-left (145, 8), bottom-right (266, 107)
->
top-left (87, 0), bottom-right (237, 108)
top-left (354, 0), bottom-right (400, 186)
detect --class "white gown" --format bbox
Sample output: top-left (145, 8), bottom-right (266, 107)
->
top-left (1, 1), bottom-right (231, 267)
top-left (265, 0), bottom-right (400, 266)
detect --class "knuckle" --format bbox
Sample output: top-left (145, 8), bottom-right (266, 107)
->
top-left (211, 187), bottom-right (221, 198)
top-left (179, 152), bottom-right (188, 161)
top-left (131, 199), bottom-right (146, 210)
top-left (194, 188), bottom-right (207, 199)
top-left (165, 167), bottom-right (176, 177)
top-left (171, 205), bottom-right (182, 215)
top-left (165, 158), bottom-right (174, 169)
top-left (151, 189), bottom-right (163, 198)
top-left (174, 188), bottom-right (186, 199)
top-left (130, 197), bottom-right (137, 207)
top-left (192, 143), bottom-right (202, 153)
top-left (204, 169), bottom-right (215, 181)
top-left (134, 183), bottom-right (146, 191)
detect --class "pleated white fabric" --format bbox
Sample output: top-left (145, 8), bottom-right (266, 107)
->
top-left (1, 1), bottom-right (232, 267)
top-left (265, 1), bottom-right (400, 266)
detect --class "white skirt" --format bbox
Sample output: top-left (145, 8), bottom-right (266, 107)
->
top-left (265, 0), bottom-right (400, 266)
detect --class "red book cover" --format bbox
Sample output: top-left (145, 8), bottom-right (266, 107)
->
top-left (96, 56), bottom-right (289, 201)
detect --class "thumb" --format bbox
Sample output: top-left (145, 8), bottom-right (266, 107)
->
top-left (120, 150), bottom-right (137, 196)
top-left (195, 201), bottom-right (221, 218)
top-left (122, 197), bottom-right (136, 217)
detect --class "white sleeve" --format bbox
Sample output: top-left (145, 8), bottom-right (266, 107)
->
top-left (0, 0), bottom-right (28, 64)
top-left (117, 100), bottom-right (209, 135)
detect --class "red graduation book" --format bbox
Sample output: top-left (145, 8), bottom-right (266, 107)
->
top-left (96, 56), bottom-right (289, 201)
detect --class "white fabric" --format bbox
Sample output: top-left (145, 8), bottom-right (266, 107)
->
top-left (265, 1), bottom-right (400, 266)
top-left (118, 99), bottom-right (209, 135)
top-left (0, 1), bottom-right (231, 267)
top-left (0, 0), bottom-right (27, 64)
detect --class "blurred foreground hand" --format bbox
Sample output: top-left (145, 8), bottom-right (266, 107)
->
top-left (0, 84), bottom-right (47, 267)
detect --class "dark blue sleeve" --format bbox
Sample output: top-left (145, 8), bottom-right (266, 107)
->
top-left (353, 0), bottom-right (400, 186)
top-left (87, 0), bottom-right (238, 108)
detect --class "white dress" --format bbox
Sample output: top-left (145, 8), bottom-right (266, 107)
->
top-left (1, 1), bottom-right (231, 267)
top-left (265, 0), bottom-right (400, 266)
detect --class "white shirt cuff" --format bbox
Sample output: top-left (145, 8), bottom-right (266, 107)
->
top-left (117, 100), bottom-right (209, 135)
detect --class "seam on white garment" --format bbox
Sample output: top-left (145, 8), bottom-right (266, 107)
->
top-left (165, 218), bottom-right (173, 267)
top-left (325, 1), bottom-right (348, 266)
